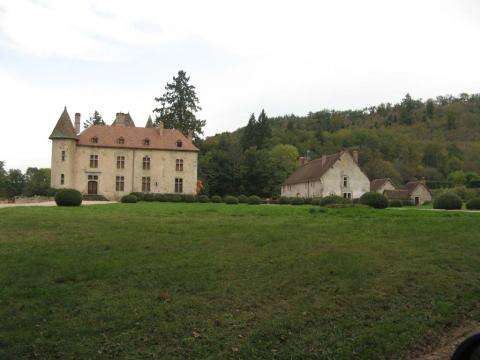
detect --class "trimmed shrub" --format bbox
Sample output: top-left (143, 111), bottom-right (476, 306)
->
top-left (359, 192), bottom-right (389, 209)
top-left (466, 197), bottom-right (480, 210)
top-left (55, 189), bottom-right (83, 206)
top-left (121, 194), bottom-right (138, 203)
top-left (433, 192), bottom-right (462, 210)
top-left (238, 195), bottom-right (249, 204)
top-left (154, 193), bottom-right (167, 202)
top-left (320, 195), bottom-right (349, 206)
top-left (389, 200), bottom-right (403, 208)
top-left (211, 195), bottom-right (222, 203)
top-left (130, 192), bottom-right (145, 201)
top-left (82, 194), bottom-right (109, 201)
top-left (166, 194), bottom-right (182, 202)
top-left (198, 195), bottom-right (210, 203)
top-left (290, 197), bottom-right (305, 205)
top-left (143, 193), bottom-right (156, 202)
top-left (247, 195), bottom-right (262, 205)
top-left (224, 195), bottom-right (239, 204)
top-left (310, 197), bottom-right (322, 206)
top-left (182, 194), bottom-right (196, 203)
top-left (278, 197), bottom-right (291, 205)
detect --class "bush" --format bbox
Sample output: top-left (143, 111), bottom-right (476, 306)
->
top-left (466, 197), bottom-right (480, 210)
top-left (247, 195), bottom-right (262, 205)
top-left (290, 197), bottom-right (305, 205)
top-left (165, 194), bottom-right (182, 202)
top-left (82, 194), bottom-right (109, 201)
top-left (359, 192), bottom-right (389, 209)
top-left (182, 194), bottom-right (196, 203)
top-left (198, 195), bottom-right (210, 203)
top-left (55, 189), bottom-right (83, 206)
top-left (224, 195), bottom-right (239, 204)
top-left (153, 193), bottom-right (167, 202)
top-left (310, 197), bottom-right (322, 205)
top-left (389, 200), bottom-right (403, 208)
top-left (143, 193), bottom-right (156, 202)
top-left (320, 195), bottom-right (349, 206)
top-left (121, 194), bottom-right (138, 203)
top-left (433, 192), bottom-right (463, 210)
top-left (130, 192), bottom-right (145, 201)
top-left (238, 195), bottom-right (249, 204)
top-left (278, 197), bottom-right (291, 205)
top-left (426, 180), bottom-right (453, 189)
top-left (211, 195), bottom-right (222, 203)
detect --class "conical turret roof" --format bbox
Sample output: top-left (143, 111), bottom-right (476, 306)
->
top-left (49, 107), bottom-right (78, 140)
top-left (145, 115), bottom-right (154, 128)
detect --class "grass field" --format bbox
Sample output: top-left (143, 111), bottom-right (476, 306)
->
top-left (1, 203), bottom-right (480, 359)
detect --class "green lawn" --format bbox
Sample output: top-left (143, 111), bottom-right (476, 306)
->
top-left (1, 203), bottom-right (480, 359)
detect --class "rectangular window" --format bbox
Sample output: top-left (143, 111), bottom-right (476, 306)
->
top-left (60, 174), bottom-right (65, 185)
top-left (343, 192), bottom-right (352, 199)
top-left (176, 159), bottom-right (184, 171)
top-left (90, 154), bottom-right (98, 168)
top-left (142, 177), bottom-right (151, 192)
top-left (116, 176), bottom-right (125, 191)
top-left (117, 156), bottom-right (125, 169)
top-left (61, 150), bottom-right (66, 161)
top-left (175, 178), bottom-right (183, 193)
top-left (143, 156), bottom-right (150, 170)
top-left (343, 176), bottom-right (348, 187)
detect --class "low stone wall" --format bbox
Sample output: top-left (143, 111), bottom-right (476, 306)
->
top-left (13, 196), bottom-right (54, 204)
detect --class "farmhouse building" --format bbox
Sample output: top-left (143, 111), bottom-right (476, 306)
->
top-left (49, 108), bottom-right (198, 200)
top-left (281, 150), bottom-right (370, 199)
top-left (384, 181), bottom-right (432, 206)
top-left (370, 178), bottom-right (396, 194)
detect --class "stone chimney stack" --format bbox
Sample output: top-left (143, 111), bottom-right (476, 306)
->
top-left (74, 113), bottom-right (81, 134)
top-left (352, 150), bottom-right (359, 164)
top-left (187, 130), bottom-right (194, 141)
top-left (321, 155), bottom-right (327, 167)
top-left (157, 120), bottom-right (164, 135)
top-left (298, 156), bottom-right (306, 167)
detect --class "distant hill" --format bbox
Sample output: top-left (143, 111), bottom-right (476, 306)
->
top-left (199, 93), bottom-right (480, 196)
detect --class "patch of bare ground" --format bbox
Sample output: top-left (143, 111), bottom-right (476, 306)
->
top-left (415, 321), bottom-right (480, 360)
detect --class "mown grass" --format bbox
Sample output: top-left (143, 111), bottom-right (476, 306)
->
top-left (1, 203), bottom-right (480, 359)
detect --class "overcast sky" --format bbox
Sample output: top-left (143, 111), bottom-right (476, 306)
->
top-left (1, 0), bottom-right (480, 170)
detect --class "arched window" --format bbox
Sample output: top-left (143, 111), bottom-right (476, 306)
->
top-left (90, 137), bottom-right (98, 144)
top-left (176, 159), bottom-right (184, 171)
top-left (143, 138), bottom-right (150, 146)
top-left (143, 156), bottom-right (150, 170)
top-left (176, 140), bottom-right (183, 148)
top-left (117, 137), bottom-right (125, 145)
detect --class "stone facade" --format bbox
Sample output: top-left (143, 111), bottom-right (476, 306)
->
top-left (281, 151), bottom-right (370, 199)
top-left (50, 109), bottom-right (198, 200)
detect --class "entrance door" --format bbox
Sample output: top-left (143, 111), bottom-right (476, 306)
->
top-left (88, 181), bottom-right (98, 195)
top-left (414, 196), bottom-right (420, 206)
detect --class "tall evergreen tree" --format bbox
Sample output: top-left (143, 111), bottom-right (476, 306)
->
top-left (256, 109), bottom-right (272, 148)
top-left (240, 113), bottom-right (257, 150)
top-left (83, 111), bottom-right (106, 128)
top-left (153, 70), bottom-right (206, 139)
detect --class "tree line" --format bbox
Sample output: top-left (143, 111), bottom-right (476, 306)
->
top-left (0, 162), bottom-right (51, 199)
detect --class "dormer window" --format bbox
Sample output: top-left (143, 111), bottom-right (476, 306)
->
top-left (117, 137), bottom-right (125, 145)
top-left (90, 137), bottom-right (98, 144)
top-left (176, 140), bottom-right (183, 148)
top-left (143, 138), bottom-right (150, 146)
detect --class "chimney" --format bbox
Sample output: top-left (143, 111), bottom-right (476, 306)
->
top-left (298, 156), bottom-right (306, 167)
top-left (352, 150), bottom-right (359, 164)
top-left (157, 120), bottom-right (164, 135)
top-left (321, 155), bottom-right (327, 167)
top-left (74, 113), bottom-right (81, 134)
top-left (187, 130), bottom-right (194, 141)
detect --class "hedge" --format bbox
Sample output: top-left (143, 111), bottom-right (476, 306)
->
top-left (224, 195), bottom-right (239, 204)
top-left (55, 189), bottom-right (83, 207)
top-left (320, 195), bottom-right (349, 206)
top-left (247, 195), bottom-right (262, 205)
top-left (198, 195), bottom-right (210, 203)
top-left (238, 195), bottom-right (249, 204)
top-left (211, 195), bottom-right (222, 203)
top-left (359, 192), bottom-right (389, 209)
top-left (466, 197), bottom-right (480, 210)
top-left (121, 194), bottom-right (138, 203)
top-left (389, 200), bottom-right (403, 208)
top-left (433, 192), bottom-right (463, 210)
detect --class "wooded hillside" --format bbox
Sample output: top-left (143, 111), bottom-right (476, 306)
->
top-left (198, 93), bottom-right (480, 197)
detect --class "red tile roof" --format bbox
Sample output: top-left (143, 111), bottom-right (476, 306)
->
top-left (283, 152), bottom-right (342, 185)
top-left (370, 178), bottom-right (394, 192)
top-left (78, 125), bottom-right (198, 152)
